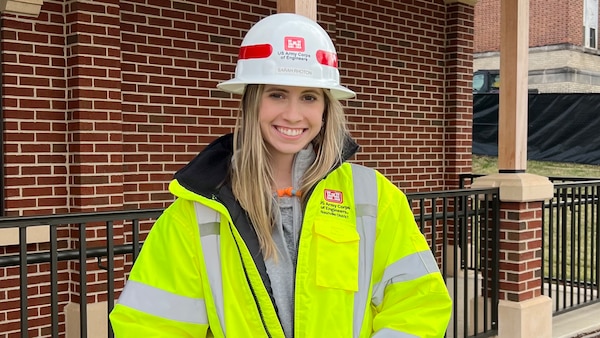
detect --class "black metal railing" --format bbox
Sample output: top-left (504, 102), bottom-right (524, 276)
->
top-left (0, 187), bottom-right (500, 338)
top-left (0, 209), bottom-right (163, 338)
top-left (408, 187), bottom-right (500, 338)
top-left (542, 179), bottom-right (600, 314)
top-left (460, 173), bottom-right (600, 316)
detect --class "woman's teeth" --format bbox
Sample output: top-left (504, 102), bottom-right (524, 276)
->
top-left (277, 127), bottom-right (303, 136)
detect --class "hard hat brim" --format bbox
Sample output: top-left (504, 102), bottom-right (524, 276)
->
top-left (217, 79), bottom-right (356, 100)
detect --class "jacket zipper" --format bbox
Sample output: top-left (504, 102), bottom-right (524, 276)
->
top-left (228, 223), bottom-right (273, 338)
top-left (213, 193), bottom-right (273, 338)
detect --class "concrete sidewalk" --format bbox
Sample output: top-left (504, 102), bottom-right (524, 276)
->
top-left (553, 302), bottom-right (600, 338)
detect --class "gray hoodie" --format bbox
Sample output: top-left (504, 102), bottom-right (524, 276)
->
top-left (264, 145), bottom-right (315, 338)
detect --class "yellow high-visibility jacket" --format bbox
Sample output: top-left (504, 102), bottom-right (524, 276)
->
top-left (109, 134), bottom-right (452, 337)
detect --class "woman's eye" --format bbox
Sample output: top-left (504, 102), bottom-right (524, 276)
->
top-left (303, 95), bottom-right (318, 101)
top-left (269, 93), bottom-right (284, 99)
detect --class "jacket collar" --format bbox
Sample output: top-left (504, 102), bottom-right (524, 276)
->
top-left (173, 133), bottom-right (360, 197)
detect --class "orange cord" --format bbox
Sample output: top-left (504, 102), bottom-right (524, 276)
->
top-left (276, 187), bottom-right (302, 197)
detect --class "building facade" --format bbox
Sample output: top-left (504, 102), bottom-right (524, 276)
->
top-left (474, 0), bottom-right (600, 93)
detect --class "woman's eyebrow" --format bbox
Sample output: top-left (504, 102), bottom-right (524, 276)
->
top-left (264, 86), bottom-right (288, 93)
top-left (264, 86), bottom-right (323, 96)
top-left (301, 89), bottom-right (324, 96)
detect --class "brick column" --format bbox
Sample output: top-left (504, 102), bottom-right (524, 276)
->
top-left (66, 2), bottom-right (124, 212)
top-left (443, 0), bottom-right (476, 189)
top-left (473, 173), bottom-right (553, 338)
top-left (64, 1), bottom-right (123, 336)
top-left (499, 201), bottom-right (545, 302)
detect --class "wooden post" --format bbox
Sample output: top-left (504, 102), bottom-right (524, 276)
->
top-left (473, 2), bottom-right (554, 336)
top-left (277, 0), bottom-right (316, 20)
top-left (498, 0), bottom-right (529, 172)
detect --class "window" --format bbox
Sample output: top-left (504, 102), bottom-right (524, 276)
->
top-left (584, 0), bottom-right (598, 49)
top-left (473, 73), bottom-right (485, 93)
top-left (473, 70), bottom-right (500, 94)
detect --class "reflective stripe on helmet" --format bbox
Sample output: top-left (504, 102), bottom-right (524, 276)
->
top-left (239, 44), bottom-right (273, 60)
top-left (117, 279), bottom-right (208, 325)
top-left (316, 50), bottom-right (338, 67)
top-left (194, 202), bottom-right (226, 335)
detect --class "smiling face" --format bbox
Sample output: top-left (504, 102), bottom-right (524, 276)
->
top-left (259, 85), bottom-right (326, 164)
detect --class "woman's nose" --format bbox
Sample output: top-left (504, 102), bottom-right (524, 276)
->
top-left (281, 100), bottom-right (302, 122)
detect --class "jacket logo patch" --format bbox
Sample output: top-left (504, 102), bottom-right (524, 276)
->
top-left (324, 189), bottom-right (343, 203)
top-left (320, 190), bottom-right (350, 219)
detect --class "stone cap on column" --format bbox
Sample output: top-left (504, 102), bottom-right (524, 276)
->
top-left (444, 0), bottom-right (478, 5)
top-left (0, 0), bottom-right (43, 17)
top-left (471, 173), bottom-right (554, 202)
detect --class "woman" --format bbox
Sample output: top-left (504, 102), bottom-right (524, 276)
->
top-left (110, 13), bottom-right (452, 337)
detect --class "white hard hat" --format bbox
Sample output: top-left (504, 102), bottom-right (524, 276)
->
top-left (217, 13), bottom-right (355, 99)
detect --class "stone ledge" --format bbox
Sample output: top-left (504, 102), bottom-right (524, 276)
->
top-left (0, 226), bottom-right (49, 246)
top-left (65, 301), bottom-right (108, 338)
top-left (444, 0), bottom-right (479, 5)
top-left (0, 0), bottom-right (43, 17)
top-left (471, 173), bottom-right (554, 202)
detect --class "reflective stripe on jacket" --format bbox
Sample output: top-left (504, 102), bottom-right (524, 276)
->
top-left (109, 162), bottom-right (452, 337)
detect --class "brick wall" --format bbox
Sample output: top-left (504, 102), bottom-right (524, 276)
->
top-left (475, 0), bottom-right (585, 53)
top-left (530, 0), bottom-right (583, 47)
top-left (1, 0), bottom-right (473, 215)
top-left (473, 0), bottom-right (501, 53)
top-left (2, 1), bottom-right (69, 216)
top-left (0, 0), bottom-right (474, 336)
top-left (473, 0), bottom-right (600, 93)
top-left (335, 0), bottom-right (473, 192)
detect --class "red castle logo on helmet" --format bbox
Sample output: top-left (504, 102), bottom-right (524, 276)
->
top-left (284, 37), bottom-right (305, 52)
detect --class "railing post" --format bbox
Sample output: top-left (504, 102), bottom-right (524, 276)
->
top-left (473, 173), bottom-right (554, 338)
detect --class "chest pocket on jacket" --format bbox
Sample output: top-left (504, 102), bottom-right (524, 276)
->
top-left (313, 219), bottom-right (360, 291)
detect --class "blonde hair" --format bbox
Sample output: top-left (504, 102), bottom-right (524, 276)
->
top-left (231, 84), bottom-right (349, 259)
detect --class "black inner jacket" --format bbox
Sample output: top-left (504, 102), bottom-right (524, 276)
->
top-left (173, 133), bottom-right (359, 317)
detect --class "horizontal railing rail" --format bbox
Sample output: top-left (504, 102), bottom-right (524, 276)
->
top-left (0, 243), bottom-right (137, 266)
top-left (0, 188), bottom-right (501, 338)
